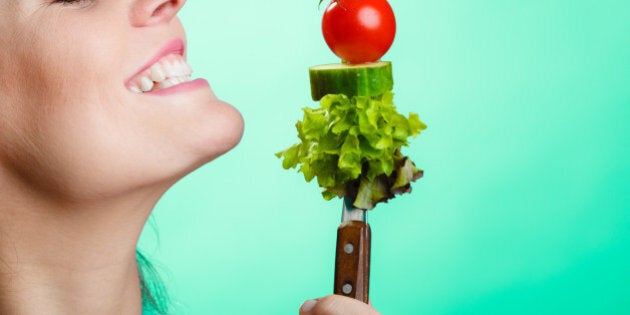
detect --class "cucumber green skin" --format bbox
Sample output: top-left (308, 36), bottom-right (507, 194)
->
top-left (309, 62), bottom-right (393, 100)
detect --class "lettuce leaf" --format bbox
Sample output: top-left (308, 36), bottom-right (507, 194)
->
top-left (276, 91), bottom-right (426, 210)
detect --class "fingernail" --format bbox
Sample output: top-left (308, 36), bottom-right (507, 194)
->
top-left (300, 299), bottom-right (317, 313)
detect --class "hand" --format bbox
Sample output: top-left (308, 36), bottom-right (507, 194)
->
top-left (299, 295), bottom-right (381, 315)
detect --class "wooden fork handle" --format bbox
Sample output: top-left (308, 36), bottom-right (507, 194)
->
top-left (333, 220), bottom-right (371, 303)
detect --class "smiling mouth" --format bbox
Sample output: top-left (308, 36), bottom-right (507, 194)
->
top-left (126, 54), bottom-right (194, 93)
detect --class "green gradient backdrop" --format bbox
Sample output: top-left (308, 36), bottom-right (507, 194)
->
top-left (138, 1), bottom-right (630, 314)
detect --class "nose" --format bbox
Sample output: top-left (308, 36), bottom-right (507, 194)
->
top-left (129, 0), bottom-right (187, 27)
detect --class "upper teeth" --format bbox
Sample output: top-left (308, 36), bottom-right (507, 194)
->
top-left (128, 54), bottom-right (193, 93)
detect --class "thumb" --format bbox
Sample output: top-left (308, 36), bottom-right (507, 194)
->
top-left (299, 295), bottom-right (380, 315)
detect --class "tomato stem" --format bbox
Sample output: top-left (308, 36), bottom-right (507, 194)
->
top-left (320, 0), bottom-right (345, 10)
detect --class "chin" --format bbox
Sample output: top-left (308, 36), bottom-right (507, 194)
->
top-left (167, 98), bottom-right (245, 180)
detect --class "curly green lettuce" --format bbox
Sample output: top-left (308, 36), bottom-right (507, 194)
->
top-left (276, 91), bottom-right (426, 210)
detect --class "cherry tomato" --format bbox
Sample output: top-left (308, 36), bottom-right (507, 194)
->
top-left (322, 0), bottom-right (396, 64)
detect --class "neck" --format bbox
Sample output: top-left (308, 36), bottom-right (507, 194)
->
top-left (0, 178), bottom-right (166, 315)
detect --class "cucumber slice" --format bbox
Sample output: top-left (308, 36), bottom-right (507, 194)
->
top-left (309, 61), bottom-right (393, 101)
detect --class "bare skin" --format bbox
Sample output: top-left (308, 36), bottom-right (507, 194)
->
top-left (300, 296), bottom-right (381, 315)
top-left (0, 0), bottom-right (242, 313)
top-left (0, 184), bottom-right (164, 314)
top-left (0, 1), bottom-right (379, 314)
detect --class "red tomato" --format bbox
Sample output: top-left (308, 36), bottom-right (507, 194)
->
top-left (322, 0), bottom-right (396, 64)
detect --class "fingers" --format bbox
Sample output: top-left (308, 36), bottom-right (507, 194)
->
top-left (300, 295), bottom-right (381, 315)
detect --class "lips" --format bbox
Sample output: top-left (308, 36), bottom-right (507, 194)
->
top-left (126, 38), bottom-right (195, 93)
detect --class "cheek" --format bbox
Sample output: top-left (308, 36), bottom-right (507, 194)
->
top-left (0, 29), bottom-right (141, 197)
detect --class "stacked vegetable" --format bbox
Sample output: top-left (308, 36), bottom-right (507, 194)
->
top-left (277, 0), bottom-right (426, 210)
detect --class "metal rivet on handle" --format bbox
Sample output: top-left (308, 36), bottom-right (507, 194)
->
top-left (342, 283), bottom-right (353, 295)
top-left (344, 243), bottom-right (354, 254)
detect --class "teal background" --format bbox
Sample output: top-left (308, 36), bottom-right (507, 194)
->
top-left (138, 0), bottom-right (630, 314)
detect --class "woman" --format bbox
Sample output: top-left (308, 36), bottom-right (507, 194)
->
top-left (0, 0), bottom-right (379, 314)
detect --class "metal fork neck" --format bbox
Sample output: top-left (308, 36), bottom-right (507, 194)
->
top-left (342, 196), bottom-right (367, 222)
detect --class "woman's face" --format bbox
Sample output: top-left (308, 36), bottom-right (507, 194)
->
top-left (0, 0), bottom-right (244, 200)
